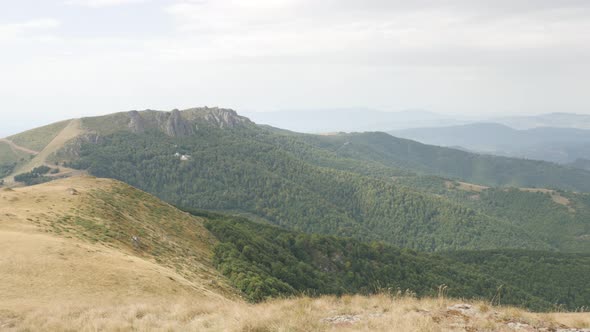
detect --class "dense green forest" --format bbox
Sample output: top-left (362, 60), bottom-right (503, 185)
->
top-left (68, 128), bottom-right (554, 252)
top-left (394, 176), bottom-right (590, 253)
top-left (188, 209), bottom-right (590, 311)
top-left (0, 162), bottom-right (16, 178)
top-left (299, 132), bottom-right (590, 192)
top-left (445, 250), bottom-right (590, 311)
top-left (63, 116), bottom-right (590, 252)
top-left (13, 165), bottom-right (55, 186)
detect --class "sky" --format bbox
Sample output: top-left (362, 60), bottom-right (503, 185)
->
top-left (1, 0), bottom-right (590, 136)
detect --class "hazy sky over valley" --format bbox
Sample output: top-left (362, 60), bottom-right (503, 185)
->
top-left (1, 0), bottom-right (590, 135)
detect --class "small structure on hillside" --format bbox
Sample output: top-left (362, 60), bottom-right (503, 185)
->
top-left (173, 152), bottom-right (191, 161)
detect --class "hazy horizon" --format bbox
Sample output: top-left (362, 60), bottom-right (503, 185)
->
top-left (2, 0), bottom-right (590, 135)
top-left (4, 106), bottom-right (590, 138)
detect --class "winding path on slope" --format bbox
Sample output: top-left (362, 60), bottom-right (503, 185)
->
top-left (3, 119), bottom-right (85, 184)
top-left (0, 138), bottom-right (40, 155)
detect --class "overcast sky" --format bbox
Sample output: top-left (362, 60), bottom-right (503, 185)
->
top-left (1, 0), bottom-right (590, 136)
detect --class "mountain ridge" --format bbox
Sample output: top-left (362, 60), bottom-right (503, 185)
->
top-left (3, 108), bottom-right (590, 254)
top-left (393, 123), bottom-right (590, 164)
top-left (0, 107), bottom-right (253, 182)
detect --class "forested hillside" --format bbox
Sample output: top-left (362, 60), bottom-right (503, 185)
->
top-left (445, 250), bottom-right (590, 310)
top-left (67, 128), bottom-right (549, 252)
top-left (300, 131), bottom-right (590, 191)
top-left (189, 209), bottom-right (590, 311)
top-left (5, 109), bottom-right (590, 253)
top-left (393, 123), bottom-right (590, 164)
top-left (394, 176), bottom-right (590, 253)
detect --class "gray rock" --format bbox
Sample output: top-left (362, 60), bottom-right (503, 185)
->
top-left (507, 322), bottom-right (532, 330)
top-left (165, 109), bottom-right (194, 137)
top-left (447, 303), bottom-right (478, 316)
top-left (127, 110), bottom-right (146, 133)
top-left (320, 315), bottom-right (361, 325)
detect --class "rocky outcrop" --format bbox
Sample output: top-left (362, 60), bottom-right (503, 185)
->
top-left (127, 108), bottom-right (250, 137)
top-left (164, 109), bottom-right (194, 137)
top-left (127, 110), bottom-right (146, 133)
top-left (177, 107), bottom-right (252, 129)
top-left (33, 107), bottom-right (253, 171)
top-left (198, 108), bottom-right (251, 129)
top-left (52, 132), bottom-right (102, 161)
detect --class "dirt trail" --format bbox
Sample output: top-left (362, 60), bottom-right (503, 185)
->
top-left (0, 138), bottom-right (39, 155)
top-left (10, 119), bottom-right (84, 175)
top-left (447, 180), bottom-right (574, 211)
top-left (520, 188), bottom-right (574, 211)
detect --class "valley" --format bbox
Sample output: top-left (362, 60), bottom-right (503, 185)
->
top-left (1, 108), bottom-right (590, 331)
top-left (1, 176), bottom-right (589, 331)
top-left (4, 1), bottom-right (590, 330)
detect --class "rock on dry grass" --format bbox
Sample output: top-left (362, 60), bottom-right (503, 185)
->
top-left (2, 294), bottom-right (589, 332)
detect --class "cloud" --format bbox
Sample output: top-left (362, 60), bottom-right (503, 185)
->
top-left (0, 18), bottom-right (60, 41)
top-left (1, 1), bottom-right (589, 117)
top-left (64, 0), bottom-right (146, 8)
top-left (0, 18), bottom-right (60, 31)
top-left (162, 0), bottom-right (590, 66)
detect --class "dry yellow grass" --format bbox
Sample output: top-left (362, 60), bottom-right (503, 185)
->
top-left (4, 119), bottom-right (86, 184)
top-left (519, 187), bottom-right (574, 211)
top-left (0, 176), bottom-right (236, 294)
top-left (0, 138), bottom-right (39, 155)
top-left (0, 176), bottom-right (237, 330)
top-left (1, 176), bottom-right (588, 331)
top-left (445, 180), bottom-right (574, 211)
top-left (540, 312), bottom-right (590, 329)
top-left (0, 230), bottom-right (214, 309)
top-left (445, 180), bottom-right (489, 193)
top-left (2, 294), bottom-right (587, 331)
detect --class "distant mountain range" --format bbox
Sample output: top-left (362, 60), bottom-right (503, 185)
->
top-left (243, 110), bottom-right (590, 134)
top-left (493, 112), bottom-right (590, 130)
top-left (392, 123), bottom-right (590, 164)
top-left (241, 108), bottom-right (465, 133)
top-left (242, 109), bottom-right (590, 165)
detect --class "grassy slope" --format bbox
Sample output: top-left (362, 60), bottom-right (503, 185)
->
top-left (0, 176), bottom-right (236, 315)
top-left (0, 141), bottom-right (34, 160)
top-left (7, 120), bottom-right (70, 152)
top-left (0, 178), bottom-right (588, 331)
top-left (82, 112), bottom-right (132, 135)
top-left (10, 119), bottom-right (85, 176)
top-left (0, 119), bottom-right (88, 184)
top-left (0, 141), bottom-right (31, 175)
top-left (3, 293), bottom-right (588, 331)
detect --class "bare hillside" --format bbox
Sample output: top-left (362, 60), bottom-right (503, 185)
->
top-left (0, 176), bottom-right (236, 315)
top-left (1, 176), bottom-right (589, 331)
